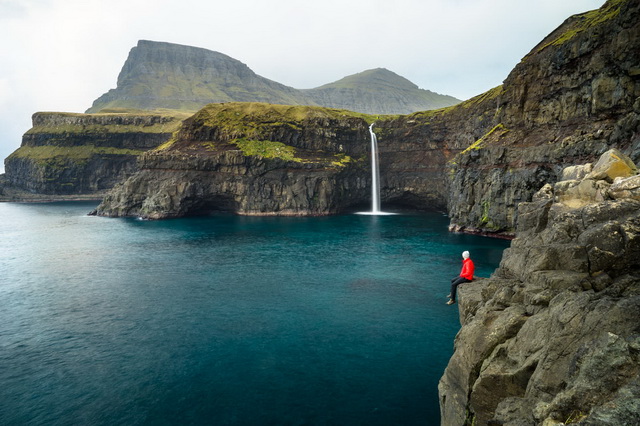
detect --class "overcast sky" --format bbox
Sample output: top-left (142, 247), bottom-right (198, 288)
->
top-left (0, 0), bottom-right (605, 172)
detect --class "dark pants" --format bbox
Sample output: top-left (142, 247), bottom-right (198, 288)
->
top-left (450, 276), bottom-right (471, 301)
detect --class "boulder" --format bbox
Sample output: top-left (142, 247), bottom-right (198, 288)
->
top-left (561, 163), bottom-right (593, 181)
top-left (585, 148), bottom-right (637, 183)
top-left (608, 175), bottom-right (640, 201)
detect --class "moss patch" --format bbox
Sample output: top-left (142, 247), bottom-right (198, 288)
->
top-left (232, 138), bottom-right (299, 162)
top-left (460, 124), bottom-right (509, 155)
top-left (8, 145), bottom-right (144, 166)
top-left (536, 0), bottom-right (626, 53)
top-left (331, 153), bottom-right (353, 167)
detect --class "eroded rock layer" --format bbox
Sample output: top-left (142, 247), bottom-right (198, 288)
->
top-left (4, 112), bottom-right (186, 194)
top-left (92, 103), bottom-right (374, 218)
top-left (438, 151), bottom-right (640, 425)
top-left (447, 0), bottom-right (640, 235)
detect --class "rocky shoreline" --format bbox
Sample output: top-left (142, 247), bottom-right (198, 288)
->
top-left (439, 150), bottom-right (640, 425)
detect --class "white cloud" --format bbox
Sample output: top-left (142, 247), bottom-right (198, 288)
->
top-left (0, 0), bottom-right (605, 172)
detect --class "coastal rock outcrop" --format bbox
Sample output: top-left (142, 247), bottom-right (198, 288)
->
top-left (4, 112), bottom-right (186, 195)
top-left (447, 0), bottom-right (640, 235)
top-left (92, 103), bottom-right (373, 218)
top-left (438, 150), bottom-right (640, 425)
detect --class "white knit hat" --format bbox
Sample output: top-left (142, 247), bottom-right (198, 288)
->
top-left (462, 251), bottom-right (470, 259)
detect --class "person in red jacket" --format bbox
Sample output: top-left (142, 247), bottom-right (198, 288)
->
top-left (447, 250), bottom-right (474, 305)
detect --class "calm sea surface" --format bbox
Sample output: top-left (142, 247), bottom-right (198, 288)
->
top-left (0, 202), bottom-right (509, 425)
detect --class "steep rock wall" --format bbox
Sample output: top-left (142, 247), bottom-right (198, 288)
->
top-left (447, 0), bottom-right (640, 235)
top-left (438, 152), bottom-right (640, 425)
top-left (92, 103), bottom-right (373, 218)
top-left (4, 112), bottom-right (185, 194)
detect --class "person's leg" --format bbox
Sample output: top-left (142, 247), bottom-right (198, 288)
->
top-left (449, 276), bottom-right (468, 302)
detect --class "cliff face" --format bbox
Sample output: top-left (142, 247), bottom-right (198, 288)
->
top-left (92, 103), bottom-right (373, 218)
top-left (86, 40), bottom-right (460, 115)
top-left (4, 112), bottom-right (185, 194)
top-left (92, 0), bottom-right (639, 220)
top-left (86, 40), bottom-right (311, 113)
top-left (447, 0), bottom-right (640, 235)
top-left (438, 150), bottom-right (640, 425)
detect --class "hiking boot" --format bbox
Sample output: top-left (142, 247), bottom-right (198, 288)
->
top-left (446, 299), bottom-right (455, 305)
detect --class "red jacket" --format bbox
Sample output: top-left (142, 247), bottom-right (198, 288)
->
top-left (460, 258), bottom-right (474, 280)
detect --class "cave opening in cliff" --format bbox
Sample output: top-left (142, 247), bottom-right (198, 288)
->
top-left (182, 195), bottom-right (239, 217)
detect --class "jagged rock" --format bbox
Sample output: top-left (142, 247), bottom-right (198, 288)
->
top-left (439, 185), bottom-right (640, 425)
top-left (554, 179), bottom-right (611, 208)
top-left (585, 148), bottom-right (638, 182)
top-left (608, 174), bottom-right (640, 200)
top-left (561, 163), bottom-right (593, 181)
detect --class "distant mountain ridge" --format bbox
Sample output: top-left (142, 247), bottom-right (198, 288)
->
top-left (86, 40), bottom-right (460, 115)
top-left (303, 68), bottom-right (460, 115)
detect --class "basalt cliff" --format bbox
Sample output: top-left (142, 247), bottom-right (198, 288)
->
top-left (439, 150), bottom-right (640, 425)
top-left (2, 111), bottom-right (187, 198)
top-left (91, 0), bottom-right (639, 228)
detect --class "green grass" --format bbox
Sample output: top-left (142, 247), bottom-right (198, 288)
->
top-left (8, 145), bottom-right (145, 166)
top-left (460, 124), bottom-right (509, 155)
top-left (536, 0), bottom-right (626, 52)
top-left (232, 138), bottom-right (299, 162)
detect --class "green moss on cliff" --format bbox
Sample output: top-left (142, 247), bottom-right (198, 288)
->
top-left (536, 0), bottom-right (626, 52)
top-left (232, 138), bottom-right (299, 162)
top-left (331, 153), bottom-right (353, 167)
top-left (8, 145), bottom-right (145, 166)
top-left (460, 124), bottom-right (509, 155)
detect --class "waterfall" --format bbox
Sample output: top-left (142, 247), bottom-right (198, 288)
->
top-left (356, 123), bottom-right (395, 215)
top-left (369, 123), bottom-right (381, 213)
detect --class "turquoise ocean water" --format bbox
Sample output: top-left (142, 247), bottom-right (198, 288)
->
top-left (0, 202), bottom-right (509, 425)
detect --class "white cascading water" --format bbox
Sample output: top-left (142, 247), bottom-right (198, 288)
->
top-left (356, 123), bottom-right (395, 215)
top-left (369, 123), bottom-right (381, 213)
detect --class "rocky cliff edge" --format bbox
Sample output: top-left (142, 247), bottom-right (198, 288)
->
top-left (439, 149), bottom-right (640, 425)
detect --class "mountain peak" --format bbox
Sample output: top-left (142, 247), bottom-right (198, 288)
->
top-left (87, 40), bottom-right (460, 115)
top-left (316, 68), bottom-right (420, 91)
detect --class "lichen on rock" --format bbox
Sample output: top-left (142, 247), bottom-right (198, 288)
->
top-left (439, 150), bottom-right (640, 425)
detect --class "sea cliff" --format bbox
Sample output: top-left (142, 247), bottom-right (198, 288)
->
top-left (92, 0), bottom-right (639, 232)
top-left (439, 150), bottom-right (640, 425)
top-left (91, 103), bottom-right (374, 218)
top-left (3, 111), bottom-right (186, 195)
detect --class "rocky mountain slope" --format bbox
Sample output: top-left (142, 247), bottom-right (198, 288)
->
top-left (302, 68), bottom-right (460, 115)
top-left (439, 150), bottom-right (640, 425)
top-left (86, 40), bottom-right (460, 115)
top-left (86, 41), bottom-right (312, 114)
